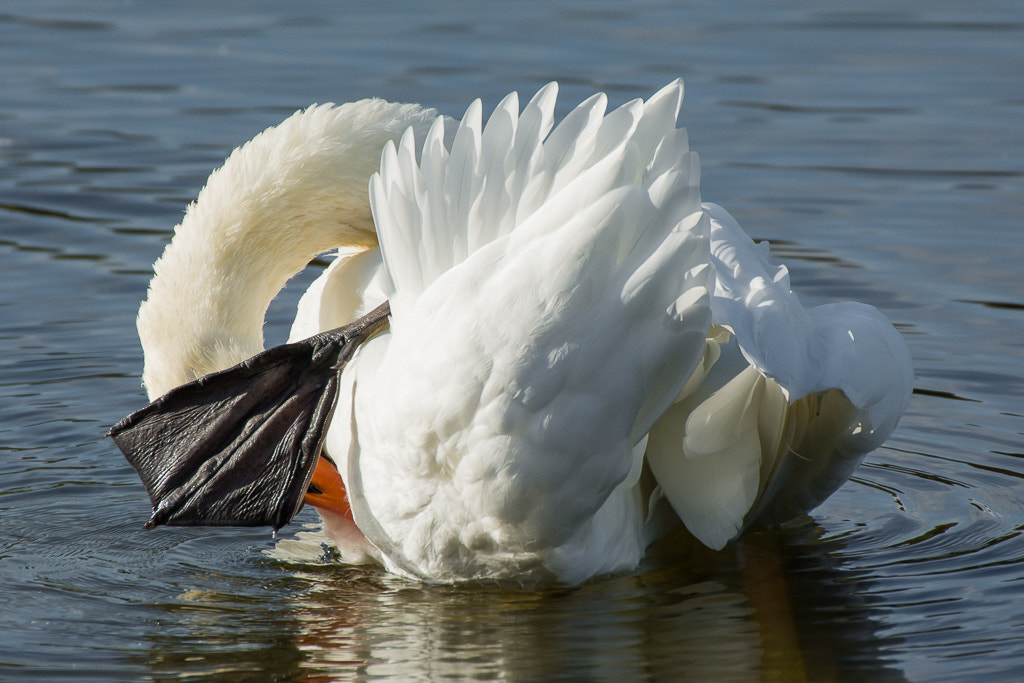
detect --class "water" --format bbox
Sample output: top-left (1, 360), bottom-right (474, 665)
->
top-left (2, 1), bottom-right (1023, 680)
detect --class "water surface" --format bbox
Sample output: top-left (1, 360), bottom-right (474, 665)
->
top-left (2, 1), bottom-right (1023, 680)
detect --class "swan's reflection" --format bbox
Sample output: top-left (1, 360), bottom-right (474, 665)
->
top-left (259, 523), bottom-right (906, 681)
top-left (136, 523), bottom-right (905, 680)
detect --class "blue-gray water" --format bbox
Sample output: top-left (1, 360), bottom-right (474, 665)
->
top-left (2, 1), bottom-right (1022, 680)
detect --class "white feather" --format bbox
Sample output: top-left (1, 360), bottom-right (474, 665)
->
top-left (644, 203), bottom-right (913, 549)
top-left (351, 79), bottom-right (711, 580)
top-left (138, 81), bottom-right (913, 583)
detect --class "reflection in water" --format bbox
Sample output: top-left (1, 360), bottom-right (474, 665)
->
top-left (136, 526), bottom-right (906, 681)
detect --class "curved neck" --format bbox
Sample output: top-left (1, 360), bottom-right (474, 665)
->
top-left (137, 99), bottom-right (437, 398)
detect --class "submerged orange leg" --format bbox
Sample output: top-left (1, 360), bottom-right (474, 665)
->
top-left (303, 455), bottom-right (354, 522)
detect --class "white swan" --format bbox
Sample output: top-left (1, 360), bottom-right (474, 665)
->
top-left (113, 81), bottom-right (912, 584)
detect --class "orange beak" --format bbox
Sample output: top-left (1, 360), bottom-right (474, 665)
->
top-left (303, 455), bottom-right (354, 522)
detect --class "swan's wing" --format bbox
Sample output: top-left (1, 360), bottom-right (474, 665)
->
top-left (704, 202), bottom-right (913, 444)
top-left (645, 204), bottom-right (913, 549)
top-left (350, 81), bottom-right (713, 580)
top-left (370, 80), bottom-right (703, 321)
top-left (109, 303), bottom-right (389, 530)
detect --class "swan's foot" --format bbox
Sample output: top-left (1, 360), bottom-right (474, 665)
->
top-left (109, 302), bottom-right (389, 531)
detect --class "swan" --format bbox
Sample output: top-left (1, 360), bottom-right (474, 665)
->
top-left (110, 81), bottom-right (912, 584)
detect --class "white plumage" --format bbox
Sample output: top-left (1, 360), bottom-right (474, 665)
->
top-left (137, 81), bottom-right (912, 584)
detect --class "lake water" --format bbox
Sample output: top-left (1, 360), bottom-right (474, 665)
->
top-left (2, 1), bottom-right (1023, 680)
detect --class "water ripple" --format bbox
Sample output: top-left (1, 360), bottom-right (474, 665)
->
top-left (2, 0), bottom-right (1023, 680)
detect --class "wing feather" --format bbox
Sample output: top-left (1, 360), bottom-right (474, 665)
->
top-left (357, 82), bottom-right (712, 579)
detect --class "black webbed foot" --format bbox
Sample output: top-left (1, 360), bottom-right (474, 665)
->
top-left (109, 302), bottom-right (389, 530)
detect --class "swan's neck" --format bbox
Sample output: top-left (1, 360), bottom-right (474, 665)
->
top-left (137, 100), bottom-right (437, 398)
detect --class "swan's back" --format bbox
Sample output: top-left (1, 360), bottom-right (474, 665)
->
top-left (284, 82), bottom-right (912, 583)
top-left (321, 81), bottom-right (713, 582)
